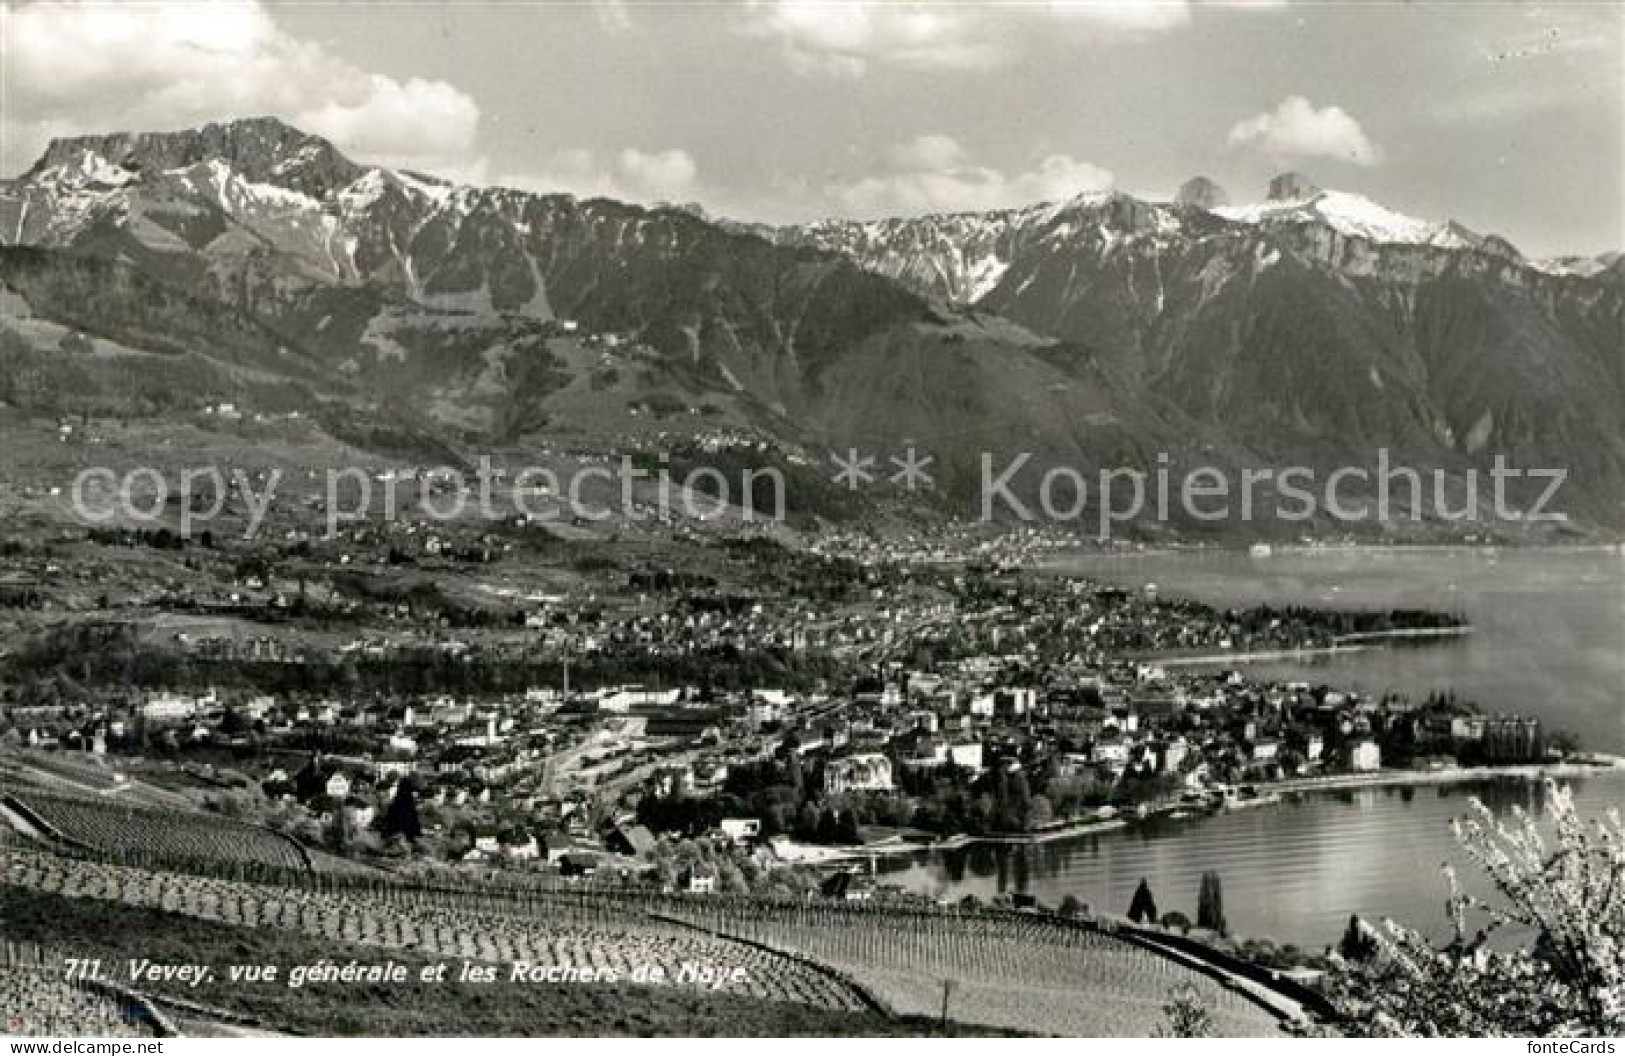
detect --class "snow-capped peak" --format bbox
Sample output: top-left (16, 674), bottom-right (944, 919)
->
top-left (1217, 187), bottom-right (1492, 251)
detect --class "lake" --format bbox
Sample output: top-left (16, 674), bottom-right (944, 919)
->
top-left (878, 547), bottom-right (1625, 948)
top-left (1048, 547), bottom-right (1625, 753)
top-left (878, 773), bottom-right (1625, 949)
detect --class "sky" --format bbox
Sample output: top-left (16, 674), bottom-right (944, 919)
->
top-left (1, 0), bottom-right (1621, 256)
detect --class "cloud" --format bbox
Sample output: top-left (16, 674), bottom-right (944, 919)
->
top-left (0, 0), bottom-right (483, 177)
top-left (1227, 96), bottom-right (1383, 167)
top-left (822, 134), bottom-right (1113, 217)
top-left (888, 133), bottom-right (967, 171)
top-left (296, 77), bottom-right (481, 172)
top-left (593, 0), bottom-right (634, 33)
top-left (738, 0), bottom-right (1216, 76)
top-left (1044, 1), bottom-right (1193, 33)
top-left (506, 147), bottom-right (701, 204)
top-left (740, 2), bottom-right (1005, 76)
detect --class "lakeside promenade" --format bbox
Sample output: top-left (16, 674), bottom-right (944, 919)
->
top-left (782, 755), bottom-right (1625, 864)
top-left (1138, 625), bottom-right (1474, 668)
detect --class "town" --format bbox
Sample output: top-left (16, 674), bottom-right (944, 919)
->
top-left (1, 512), bottom-right (1562, 898)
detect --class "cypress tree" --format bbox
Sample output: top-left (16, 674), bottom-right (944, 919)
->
top-left (1196, 871), bottom-right (1227, 935)
top-left (1128, 877), bottom-right (1158, 923)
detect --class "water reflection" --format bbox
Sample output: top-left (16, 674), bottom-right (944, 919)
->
top-left (878, 774), bottom-right (1623, 949)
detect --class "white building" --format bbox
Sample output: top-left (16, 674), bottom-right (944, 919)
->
top-left (947, 742), bottom-right (983, 771)
top-left (141, 693), bottom-right (197, 722)
top-left (824, 754), bottom-right (894, 795)
top-left (719, 818), bottom-right (761, 844)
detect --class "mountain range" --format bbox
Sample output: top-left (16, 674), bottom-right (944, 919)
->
top-left (2, 117), bottom-right (1621, 538)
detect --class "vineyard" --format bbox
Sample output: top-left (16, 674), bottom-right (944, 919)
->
top-left (1, 836), bottom-right (1295, 1036)
top-left (1, 945), bottom-right (166, 1038)
top-left (5, 790), bottom-right (310, 876)
top-left (656, 899), bottom-right (1284, 1037)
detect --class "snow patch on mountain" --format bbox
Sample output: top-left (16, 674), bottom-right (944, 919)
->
top-left (1217, 190), bottom-right (1452, 246)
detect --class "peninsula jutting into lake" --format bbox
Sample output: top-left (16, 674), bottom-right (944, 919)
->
top-left (3, 0), bottom-right (1622, 1042)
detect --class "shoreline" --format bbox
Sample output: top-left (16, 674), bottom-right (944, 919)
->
top-left (787, 756), bottom-right (1625, 865)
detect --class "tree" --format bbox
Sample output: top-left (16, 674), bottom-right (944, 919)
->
top-left (382, 779), bottom-right (423, 844)
top-left (1197, 871), bottom-right (1228, 935)
top-left (1327, 780), bottom-right (1625, 1036)
top-left (1057, 894), bottom-right (1085, 919)
top-left (1338, 914), bottom-right (1377, 962)
top-left (1155, 984), bottom-right (1213, 1038)
top-left (1128, 878), bottom-right (1159, 924)
top-left (1160, 911), bottom-right (1193, 934)
top-left (327, 806), bottom-right (352, 854)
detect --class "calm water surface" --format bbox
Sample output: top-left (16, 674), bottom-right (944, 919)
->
top-left (879, 775), bottom-right (1625, 949)
top-left (1049, 547), bottom-right (1624, 753)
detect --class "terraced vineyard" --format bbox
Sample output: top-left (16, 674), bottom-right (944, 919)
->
top-left (6, 791), bottom-right (309, 875)
top-left (2, 839), bottom-right (1291, 1035)
top-left (1, 948), bottom-right (164, 1038)
top-left (658, 899), bottom-right (1283, 1037)
top-left (2, 848), bottom-right (869, 1011)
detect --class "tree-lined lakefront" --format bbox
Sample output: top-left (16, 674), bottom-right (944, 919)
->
top-left (878, 772), bottom-right (1625, 950)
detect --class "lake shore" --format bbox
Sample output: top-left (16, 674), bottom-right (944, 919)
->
top-left (777, 755), bottom-right (1625, 866)
top-left (1134, 625), bottom-right (1474, 668)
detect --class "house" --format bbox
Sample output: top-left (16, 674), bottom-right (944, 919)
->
top-left (558, 852), bottom-right (600, 878)
top-left (820, 868), bottom-right (875, 901)
top-left (605, 823), bottom-right (657, 857)
top-left (719, 818), bottom-right (761, 845)
top-left (947, 742), bottom-right (983, 772)
top-left (1350, 739), bottom-right (1382, 772)
top-left (680, 864), bottom-right (717, 894)
top-left (471, 827), bottom-right (503, 855)
top-left (690, 760), bottom-right (730, 796)
top-left (1091, 739), bottom-right (1130, 765)
top-left (142, 692), bottom-right (197, 722)
top-left (504, 832), bottom-right (542, 860)
top-left (325, 772), bottom-right (353, 800)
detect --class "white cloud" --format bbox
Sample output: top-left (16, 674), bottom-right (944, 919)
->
top-left (740, 2), bottom-right (1005, 76)
top-left (823, 134), bottom-right (1113, 217)
top-left (1044, 1), bottom-right (1193, 33)
top-left (888, 133), bottom-right (967, 171)
top-left (737, 0), bottom-right (1216, 76)
top-left (507, 147), bottom-right (701, 204)
top-left (1227, 95), bottom-right (1383, 167)
top-left (296, 77), bottom-right (481, 173)
top-left (593, 0), bottom-right (634, 34)
top-left (0, 0), bottom-right (483, 177)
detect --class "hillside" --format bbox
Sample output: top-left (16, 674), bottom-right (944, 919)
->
top-left (3, 118), bottom-right (1622, 537)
